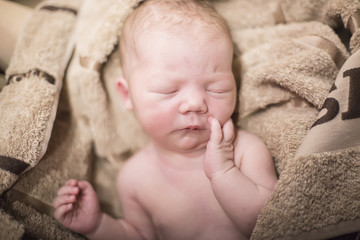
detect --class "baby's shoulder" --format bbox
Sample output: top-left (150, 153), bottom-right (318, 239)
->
top-left (233, 130), bottom-right (271, 163)
top-left (235, 130), bottom-right (266, 147)
top-left (119, 150), bottom-right (149, 176)
top-left (117, 146), bottom-right (156, 186)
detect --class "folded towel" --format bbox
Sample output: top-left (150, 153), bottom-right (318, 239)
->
top-left (231, 9), bottom-right (360, 239)
top-left (279, 0), bottom-right (360, 53)
top-left (0, 1), bottom-right (88, 239)
top-left (233, 21), bottom-right (348, 173)
top-left (69, 0), bottom-right (147, 162)
top-left (252, 50), bottom-right (360, 240)
top-left (1, 0), bottom-right (81, 194)
top-left (67, 0), bottom-right (147, 217)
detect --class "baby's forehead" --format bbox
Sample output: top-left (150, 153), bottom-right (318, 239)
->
top-left (120, 0), bottom-right (232, 77)
top-left (124, 0), bottom-right (229, 38)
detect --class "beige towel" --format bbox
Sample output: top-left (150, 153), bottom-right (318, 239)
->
top-left (240, 0), bottom-right (360, 239)
top-left (234, 21), bottom-right (348, 173)
top-left (0, 0), bottom-right (147, 238)
top-left (1, 0), bottom-right (359, 239)
top-left (231, 9), bottom-right (360, 240)
top-left (1, 0), bottom-right (88, 239)
top-left (66, 0), bottom-right (147, 217)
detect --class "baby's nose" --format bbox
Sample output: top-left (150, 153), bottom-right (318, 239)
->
top-left (179, 90), bottom-right (208, 114)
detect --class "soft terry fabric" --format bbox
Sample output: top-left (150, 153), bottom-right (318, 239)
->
top-left (0, 0), bottom-right (145, 238)
top-left (1, 0), bottom-right (360, 239)
top-left (229, 0), bottom-right (360, 238)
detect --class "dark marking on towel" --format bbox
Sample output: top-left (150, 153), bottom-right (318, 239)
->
top-left (342, 68), bottom-right (360, 120)
top-left (0, 156), bottom-right (29, 175)
top-left (312, 67), bottom-right (360, 128)
top-left (7, 68), bottom-right (55, 85)
top-left (328, 231), bottom-right (360, 240)
top-left (40, 5), bottom-right (77, 15)
top-left (311, 97), bottom-right (339, 128)
top-left (311, 84), bottom-right (338, 128)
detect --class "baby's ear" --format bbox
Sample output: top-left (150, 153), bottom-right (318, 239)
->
top-left (116, 77), bottom-right (133, 110)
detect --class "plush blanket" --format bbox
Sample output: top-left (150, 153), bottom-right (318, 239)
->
top-left (0, 0), bottom-right (359, 239)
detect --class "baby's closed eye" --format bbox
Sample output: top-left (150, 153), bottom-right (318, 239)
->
top-left (206, 87), bottom-right (232, 94)
top-left (206, 86), bottom-right (234, 98)
top-left (205, 78), bottom-right (234, 96)
top-left (149, 85), bottom-right (179, 95)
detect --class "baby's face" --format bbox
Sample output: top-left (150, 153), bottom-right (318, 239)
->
top-left (126, 29), bottom-right (236, 153)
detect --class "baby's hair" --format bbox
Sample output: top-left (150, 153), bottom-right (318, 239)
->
top-left (119, 0), bottom-right (232, 78)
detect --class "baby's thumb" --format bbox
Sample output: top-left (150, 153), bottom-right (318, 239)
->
top-left (78, 181), bottom-right (95, 196)
top-left (208, 117), bottom-right (223, 145)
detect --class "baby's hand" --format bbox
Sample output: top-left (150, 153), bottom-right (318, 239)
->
top-left (204, 117), bottom-right (236, 180)
top-left (53, 179), bottom-right (102, 235)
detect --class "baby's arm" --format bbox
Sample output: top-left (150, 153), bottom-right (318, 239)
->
top-left (53, 177), bottom-right (155, 240)
top-left (204, 118), bottom-right (277, 235)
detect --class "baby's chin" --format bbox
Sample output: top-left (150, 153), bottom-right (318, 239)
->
top-left (167, 133), bottom-right (210, 153)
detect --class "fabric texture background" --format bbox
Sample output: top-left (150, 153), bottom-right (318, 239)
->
top-left (0, 0), bottom-right (359, 239)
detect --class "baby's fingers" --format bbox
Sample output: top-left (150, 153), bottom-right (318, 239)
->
top-left (53, 203), bottom-right (73, 222)
top-left (65, 179), bottom-right (78, 186)
top-left (53, 194), bottom-right (76, 209)
top-left (57, 185), bottom-right (79, 197)
top-left (222, 119), bottom-right (235, 143)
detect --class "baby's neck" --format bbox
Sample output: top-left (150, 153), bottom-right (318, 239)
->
top-left (149, 142), bottom-right (206, 172)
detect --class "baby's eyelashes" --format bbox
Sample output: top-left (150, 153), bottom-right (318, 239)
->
top-left (206, 88), bottom-right (231, 94)
top-left (206, 88), bottom-right (233, 99)
top-left (150, 88), bottom-right (178, 95)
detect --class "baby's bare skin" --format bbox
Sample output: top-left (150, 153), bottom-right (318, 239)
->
top-left (119, 146), bottom-right (243, 239)
top-left (115, 119), bottom-right (276, 239)
top-left (53, 119), bottom-right (276, 240)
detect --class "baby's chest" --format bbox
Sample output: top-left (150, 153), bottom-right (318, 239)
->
top-left (138, 174), bottom-right (239, 239)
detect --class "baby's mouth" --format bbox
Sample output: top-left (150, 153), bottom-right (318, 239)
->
top-left (181, 126), bottom-right (202, 131)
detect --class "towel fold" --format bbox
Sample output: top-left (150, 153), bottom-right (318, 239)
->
top-left (0, 0), bottom-right (81, 194)
top-left (69, 0), bottom-right (147, 161)
top-left (0, 1), bottom-right (87, 239)
top-left (232, 11), bottom-right (360, 240)
top-left (279, 0), bottom-right (360, 53)
top-left (233, 21), bottom-right (349, 174)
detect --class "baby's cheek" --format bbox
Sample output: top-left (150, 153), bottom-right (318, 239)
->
top-left (211, 106), bottom-right (235, 126)
top-left (137, 107), bottom-right (174, 134)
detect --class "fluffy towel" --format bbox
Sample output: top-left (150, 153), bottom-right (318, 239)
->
top-left (231, 0), bottom-right (360, 239)
top-left (0, 0), bottom-right (146, 238)
top-left (65, 0), bottom-right (147, 217)
top-left (1, 0), bottom-right (80, 194)
top-left (1, 0), bottom-right (360, 239)
top-left (1, 0), bottom-right (92, 238)
top-left (234, 21), bottom-right (349, 173)
top-left (250, 50), bottom-right (360, 240)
